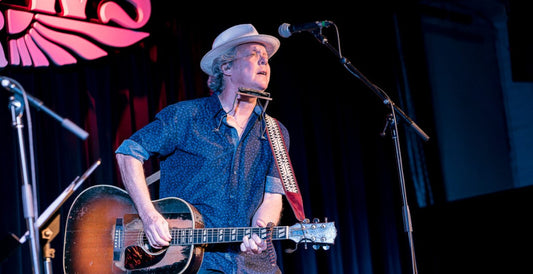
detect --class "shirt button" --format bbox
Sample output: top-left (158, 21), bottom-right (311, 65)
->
top-left (233, 170), bottom-right (237, 175)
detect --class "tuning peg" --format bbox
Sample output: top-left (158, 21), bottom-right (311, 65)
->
top-left (323, 245), bottom-right (330, 250)
top-left (313, 218), bottom-right (320, 223)
top-left (303, 218), bottom-right (310, 224)
top-left (313, 244), bottom-right (320, 250)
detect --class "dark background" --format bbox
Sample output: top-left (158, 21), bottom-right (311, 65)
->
top-left (2, 0), bottom-right (533, 273)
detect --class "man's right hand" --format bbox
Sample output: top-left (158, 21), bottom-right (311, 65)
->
top-left (141, 210), bottom-right (172, 249)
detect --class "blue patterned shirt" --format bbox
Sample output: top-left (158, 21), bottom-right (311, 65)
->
top-left (115, 94), bottom-right (288, 273)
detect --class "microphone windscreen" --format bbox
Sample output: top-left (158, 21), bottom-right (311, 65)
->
top-left (278, 23), bottom-right (291, 38)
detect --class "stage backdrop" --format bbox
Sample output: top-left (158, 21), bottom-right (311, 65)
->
top-left (4, 1), bottom-right (533, 274)
top-left (0, 1), bottom-right (412, 273)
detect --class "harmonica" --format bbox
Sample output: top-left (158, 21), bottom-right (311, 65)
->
top-left (237, 87), bottom-right (272, 101)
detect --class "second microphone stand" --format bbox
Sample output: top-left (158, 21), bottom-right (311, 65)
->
top-left (9, 95), bottom-right (42, 274)
top-left (2, 77), bottom-right (92, 274)
top-left (309, 26), bottom-right (429, 274)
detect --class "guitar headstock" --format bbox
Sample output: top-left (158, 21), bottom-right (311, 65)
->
top-left (287, 218), bottom-right (337, 250)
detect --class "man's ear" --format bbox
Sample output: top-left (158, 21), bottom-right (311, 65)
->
top-left (221, 63), bottom-right (231, 75)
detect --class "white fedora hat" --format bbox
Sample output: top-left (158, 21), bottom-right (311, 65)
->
top-left (200, 24), bottom-right (280, 76)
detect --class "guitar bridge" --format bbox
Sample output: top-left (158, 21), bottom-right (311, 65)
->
top-left (113, 218), bottom-right (123, 261)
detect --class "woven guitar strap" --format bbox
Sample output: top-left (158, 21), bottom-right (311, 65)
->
top-left (264, 115), bottom-right (306, 222)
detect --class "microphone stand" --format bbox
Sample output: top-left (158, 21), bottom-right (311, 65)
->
top-left (310, 29), bottom-right (429, 274)
top-left (8, 95), bottom-right (42, 274)
top-left (2, 77), bottom-right (91, 273)
top-left (18, 159), bottom-right (101, 273)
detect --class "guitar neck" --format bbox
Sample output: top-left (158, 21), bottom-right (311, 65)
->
top-left (169, 226), bottom-right (289, 245)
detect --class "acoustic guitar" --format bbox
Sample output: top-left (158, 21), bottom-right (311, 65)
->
top-left (63, 184), bottom-right (336, 273)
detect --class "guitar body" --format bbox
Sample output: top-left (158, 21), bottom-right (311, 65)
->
top-left (63, 185), bottom-right (338, 273)
top-left (63, 184), bottom-right (204, 274)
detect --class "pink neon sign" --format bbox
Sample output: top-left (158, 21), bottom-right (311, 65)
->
top-left (0, 0), bottom-right (151, 67)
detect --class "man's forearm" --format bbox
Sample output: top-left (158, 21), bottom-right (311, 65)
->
top-left (115, 153), bottom-right (156, 220)
top-left (252, 193), bottom-right (283, 227)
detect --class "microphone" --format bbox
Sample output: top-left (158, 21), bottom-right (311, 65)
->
top-left (0, 76), bottom-right (89, 140)
top-left (278, 20), bottom-right (333, 38)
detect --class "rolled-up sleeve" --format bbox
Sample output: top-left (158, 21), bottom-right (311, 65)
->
top-left (115, 139), bottom-right (150, 163)
top-left (266, 175), bottom-right (285, 195)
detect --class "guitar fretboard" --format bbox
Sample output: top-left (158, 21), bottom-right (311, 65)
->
top-left (169, 226), bottom-right (289, 245)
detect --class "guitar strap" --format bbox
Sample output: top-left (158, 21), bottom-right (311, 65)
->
top-left (264, 115), bottom-right (306, 222)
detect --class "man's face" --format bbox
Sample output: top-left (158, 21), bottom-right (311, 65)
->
top-left (229, 43), bottom-right (271, 91)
